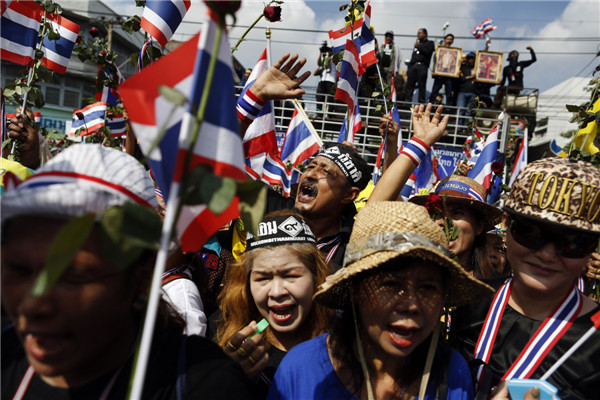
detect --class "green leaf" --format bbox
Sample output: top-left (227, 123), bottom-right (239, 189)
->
top-left (158, 85), bottom-right (187, 107)
top-left (100, 204), bottom-right (161, 271)
top-left (181, 165), bottom-right (237, 214)
top-left (31, 214), bottom-right (96, 296)
top-left (237, 180), bottom-right (267, 235)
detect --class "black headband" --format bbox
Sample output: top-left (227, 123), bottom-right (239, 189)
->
top-left (247, 215), bottom-right (316, 250)
top-left (317, 146), bottom-right (363, 185)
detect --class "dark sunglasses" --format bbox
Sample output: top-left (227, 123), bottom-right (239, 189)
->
top-left (508, 216), bottom-right (599, 258)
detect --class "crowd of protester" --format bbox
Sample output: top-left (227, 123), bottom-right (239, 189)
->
top-left (2, 42), bottom-right (598, 400)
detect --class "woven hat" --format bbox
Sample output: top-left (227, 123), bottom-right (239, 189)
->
top-left (2, 144), bottom-right (158, 223)
top-left (410, 175), bottom-right (502, 232)
top-left (314, 202), bottom-right (494, 309)
top-left (504, 157), bottom-right (600, 233)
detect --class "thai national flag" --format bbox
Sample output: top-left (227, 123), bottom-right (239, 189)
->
top-left (40, 12), bottom-right (80, 74)
top-left (468, 124), bottom-right (499, 190)
top-left (120, 10), bottom-right (244, 252)
top-left (335, 39), bottom-right (363, 113)
top-left (465, 128), bottom-right (484, 165)
top-left (328, 18), bottom-right (362, 54)
top-left (141, 0), bottom-right (191, 47)
top-left (356, 1), bottom-right (377, 68)
top-left (509, 128), bottom-right (528, 186)
top-left (95, 63), bottom-right (124, 105)
top-left (471, 18), bottom-right (497, 39)
top-left (338, 103), bottom-right (362, 144)
top-left (400, 173), bottom-right (417, 201)
top-left (70, 102), bottom-right (107, 137)
top-left (280, 107), bottom-right (322, 166)
top-left (414, 152), bottom-right (438, 193)
top-left (261, 152), bottom-right (301, 197)
top-left (0, 1), bottom-right (42, 66)
top-left (240, 49), bottom-right (277, 164)
top-left (106, 113), bottom-right (126, 137)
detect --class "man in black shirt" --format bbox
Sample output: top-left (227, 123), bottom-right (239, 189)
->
top-left (500, 46), bottom-right (536, 88)
top-left (456, 52), bottom-right (478, 128)
top-left (404, 28), bottom-right (435, 104)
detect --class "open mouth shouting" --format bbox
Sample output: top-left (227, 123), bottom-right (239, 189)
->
top-left (296, 180), bottom-right (318, 203)
top-left (388, 324), bottom-right (417, 348)
top-left (269, 304), bottom-right (296, 324)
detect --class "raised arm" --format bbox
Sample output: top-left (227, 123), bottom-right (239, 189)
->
top-left (368, 103), bottom-right (449, 203)
top-left (237, 54), bottom-right (311, 137)
top-left (521, 46), bottom-right (536, 68)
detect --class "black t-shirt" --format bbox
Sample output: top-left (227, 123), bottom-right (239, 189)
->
top-left (2, 325), bottom-right (258, 400)
top-left (449, 290), bottom-right (600, 400)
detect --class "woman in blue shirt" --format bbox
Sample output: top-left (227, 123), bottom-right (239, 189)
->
top-left (269, 201), bottom-right (493, 400)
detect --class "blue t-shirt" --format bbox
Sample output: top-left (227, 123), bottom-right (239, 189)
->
top-left (268, 333), bottom-right (474, 400)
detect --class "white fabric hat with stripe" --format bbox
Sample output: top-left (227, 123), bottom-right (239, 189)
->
top-left (2, 144), bottom-right (157, 223)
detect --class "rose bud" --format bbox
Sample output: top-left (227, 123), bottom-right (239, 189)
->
top-left (76, 112), bottom-right (85, 120)
top-left (76, 35), bottom-right (83, 44)
top-left (89, 27), bottom-right (99, 38)
top-left (264, 5), bottom-right (282, 22)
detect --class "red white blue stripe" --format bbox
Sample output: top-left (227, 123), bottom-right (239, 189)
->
top-left (356, 1), bottom-right (377, 68)
top-left (0, 1), bottom-right (42, 66)
top-left (474, 278), bottom-right (582, 386)
top-left (141, 0), bottom-right (190, 47)
top-left (400, 173), bottom-right (417, 201)
top-left (401, 137), bottom-right (430, 166)
top-left (467, 124), bottom-right (499, 190)
top-left (106, 113), bottom-right (126, 137)
top-left (40, 12), bottom-right (80, 74)
top-left (70, 102), bottom-right (107, 136)
top-left (509, 128), bottom-right (528, 186)
top-left (328, 18), bottom-right (362, 54)
top-left (260, 152), bottom-right (301, 197)
top-left (338, 103), bottom-right (362, 144)
top-left (335, 39), bottom-right (362, 113)
top-left (120, 10), bottom-right (244, 252)
top-left (280, 107), bottom-right (322, 166)
top-left (95, 63), bottom-right (124, 106)
top-left (240, 49), bottom-right (277, 164)
top-left (472, 18), bottom-right (497, 39)
top-left (138, 38), bottom-right (154, 72)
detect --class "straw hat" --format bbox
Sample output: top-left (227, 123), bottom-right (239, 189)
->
top-left (2, 144), bottom-right (158, 223)
top-left (314, 202), bottom-right (494, 309)
top-left (410, 175), bottom-right (502, 232)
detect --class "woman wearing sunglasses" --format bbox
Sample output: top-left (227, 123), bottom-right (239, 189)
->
top-left (450, 157), bottom-right (600, 400)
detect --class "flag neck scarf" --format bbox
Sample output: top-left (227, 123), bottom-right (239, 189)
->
top-left (474, 278), bottom-right (582, 388)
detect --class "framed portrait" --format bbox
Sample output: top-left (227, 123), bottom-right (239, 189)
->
top-left (433, 46), bottom-right (462, 78)
top-left (475, 50), bottom-right (503, 84)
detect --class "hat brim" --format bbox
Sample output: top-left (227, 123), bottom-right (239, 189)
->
top-left (314, 245), bottom-right (494, 309)
top-left (410, 194), bottom-right (502, 232)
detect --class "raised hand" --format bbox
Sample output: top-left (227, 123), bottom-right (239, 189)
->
top-left (3, 106), bottom-right (40, 169)
top-left (411, 103), bottom-right (449, 147)
top-left (250, 53), bottom-right (311, 101)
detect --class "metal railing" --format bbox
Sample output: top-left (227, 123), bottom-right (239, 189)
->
top-left (264, 90), bottom-right (506, 169)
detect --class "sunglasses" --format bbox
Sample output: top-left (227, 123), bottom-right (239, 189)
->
top-left (508, 216), bottom-right (599, 258)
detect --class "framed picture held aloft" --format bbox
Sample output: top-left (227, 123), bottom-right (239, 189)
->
top-left (475, 50), bottom-right (503, 84)
top-left (433, 46), bottom-right (462, 78)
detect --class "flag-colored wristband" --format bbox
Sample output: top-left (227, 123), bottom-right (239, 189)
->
top-left (236, 88), bottom-right (265, 123)
top-left (400, 137), bottom-right (431, 166)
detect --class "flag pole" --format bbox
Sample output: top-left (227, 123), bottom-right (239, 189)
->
top-left (12, 10), bottom-right (48, 155)
top-left (128, 181), bottom-right (180, 400)
top-left (375, 64), bottom-right (389, 115)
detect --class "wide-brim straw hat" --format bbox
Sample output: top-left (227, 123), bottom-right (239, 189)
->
top-left (314, 201), bottom-right (494, 309)
top-left (410, 175), bottom-right (502, 232)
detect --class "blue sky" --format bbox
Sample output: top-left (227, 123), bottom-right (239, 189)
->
top-left (106, 0), bottom-right (599, 94)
